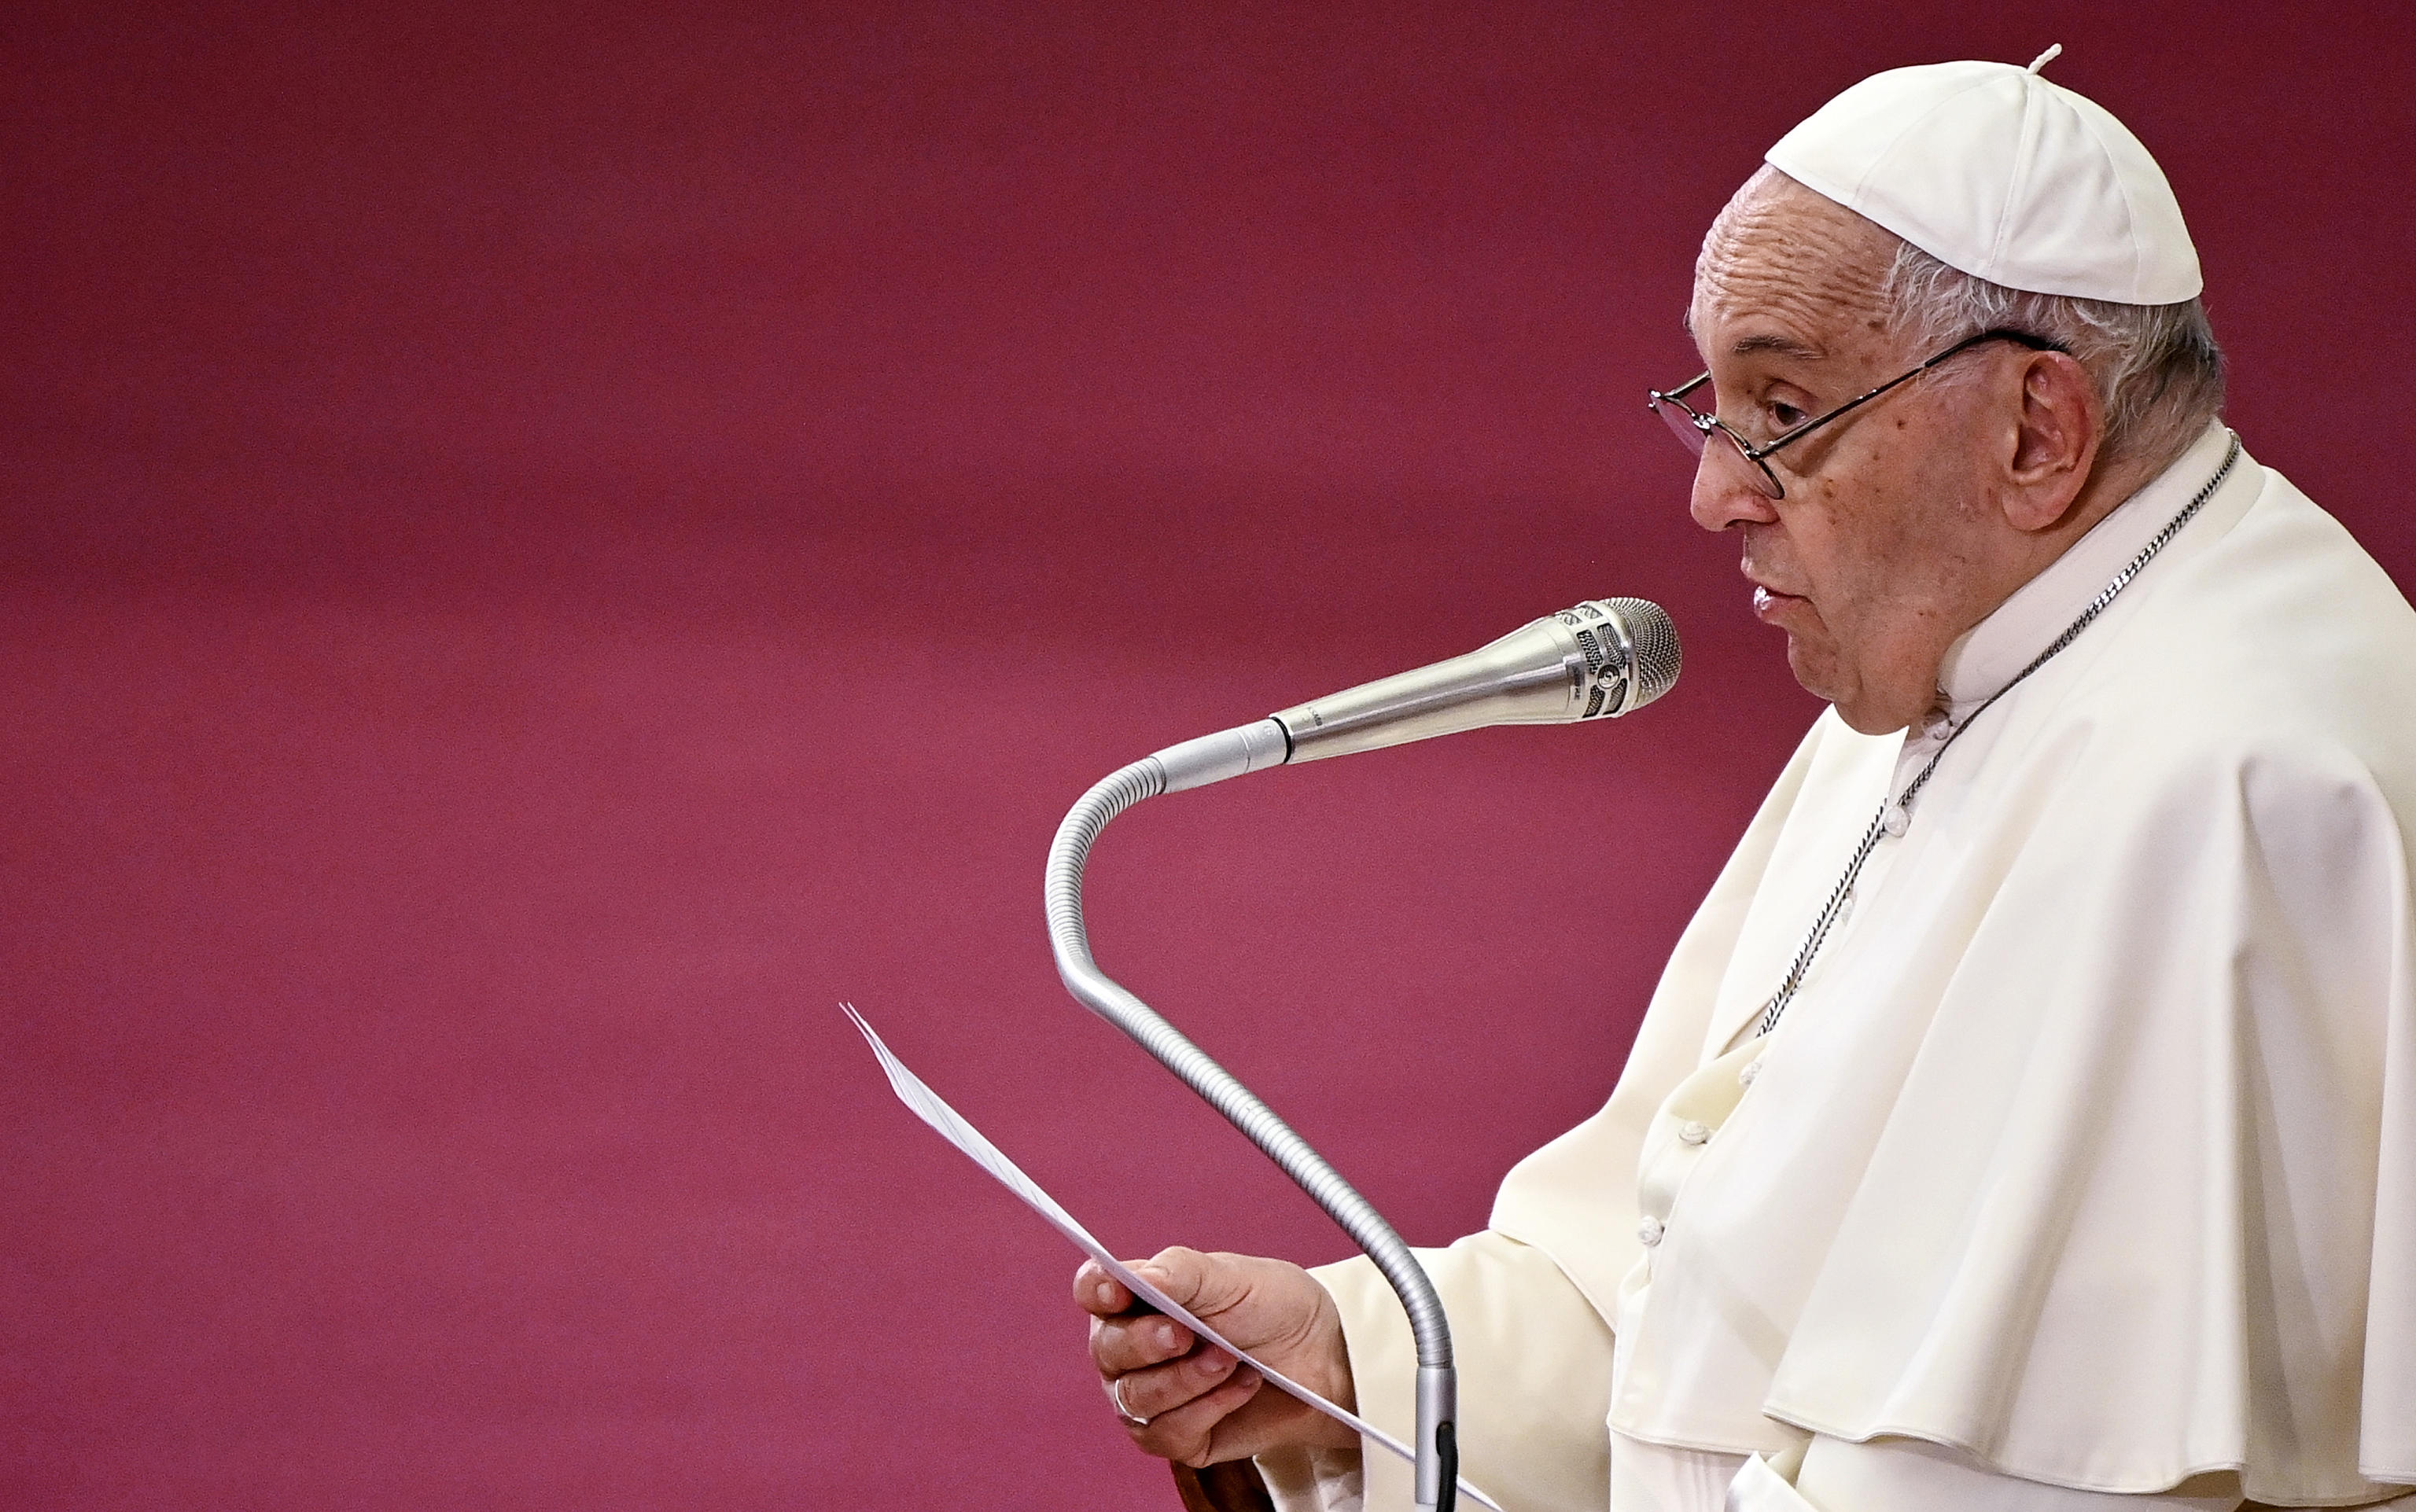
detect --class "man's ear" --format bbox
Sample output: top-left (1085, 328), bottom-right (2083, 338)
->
top-left (2003, 351), bottom-right (2101, 532)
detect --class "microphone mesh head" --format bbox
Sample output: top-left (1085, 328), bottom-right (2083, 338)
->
top-left (1605, 598), bottom-right (1681, 712)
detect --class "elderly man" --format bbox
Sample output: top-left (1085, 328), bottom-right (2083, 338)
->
top-left (1075, 54), bottom-right (2416, 1512)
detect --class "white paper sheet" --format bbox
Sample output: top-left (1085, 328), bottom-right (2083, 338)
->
top-left (842, 1003), bottom-right (1501, 1510)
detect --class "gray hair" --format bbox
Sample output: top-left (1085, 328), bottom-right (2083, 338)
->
top-left (1879, 239), bottom-right (2226, 473)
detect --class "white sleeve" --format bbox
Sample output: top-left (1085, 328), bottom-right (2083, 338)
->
top-left (1255, 1444), bottom-right (1365, 1512)
top-left (1254, 1229), bottom-right (1615, 1512)
top-left (1728, 1435), bottom-right (2256, 1512)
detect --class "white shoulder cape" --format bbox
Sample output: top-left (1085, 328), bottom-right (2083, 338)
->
top-left (1491, 452), bottom-right (2416, 1504)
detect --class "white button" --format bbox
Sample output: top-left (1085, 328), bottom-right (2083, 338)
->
top-left (1836, 888), bottom-right (1855, 925)
top-left (1738, 1058), bottom-right (1764, 1087)
top-left (1882, 806), bottom-right (1910, 838)
top-left (1678, 1120), bottom-right (1711, 1146)
top-left (1637, 1216), bottom-right (1664, 1247)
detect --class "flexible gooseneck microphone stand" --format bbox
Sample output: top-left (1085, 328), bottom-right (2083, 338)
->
top-left (1046, 745), bottom-right (1460, 1512)
top-left (1045, 598), bottom-right (1681, 1512)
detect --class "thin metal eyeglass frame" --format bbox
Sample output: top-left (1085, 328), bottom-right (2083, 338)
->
top-left (1647, 328), bottom-right (2067, 498)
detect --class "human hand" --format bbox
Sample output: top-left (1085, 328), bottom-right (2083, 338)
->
top-left (1075, 1246), bottom-right (1358, 1468)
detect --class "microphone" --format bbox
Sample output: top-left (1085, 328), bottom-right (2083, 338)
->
top-left (1147, 597), bottom-right (1682, 792)
top-left (1044, 594), bottom-right (1678, 1511)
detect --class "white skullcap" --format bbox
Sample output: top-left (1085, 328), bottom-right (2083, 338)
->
top-left (1764, 46), bottom-right (2201, 305)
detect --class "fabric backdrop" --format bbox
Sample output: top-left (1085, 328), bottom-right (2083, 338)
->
top-left (6, 3), bottom-right (2411, 1506)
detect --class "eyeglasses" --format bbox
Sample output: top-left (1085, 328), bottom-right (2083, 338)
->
top-left (1646, 329), bottom-right (2066, 499)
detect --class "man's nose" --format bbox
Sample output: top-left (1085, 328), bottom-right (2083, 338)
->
top-left (1689, 445), bottom-right (1781, 533)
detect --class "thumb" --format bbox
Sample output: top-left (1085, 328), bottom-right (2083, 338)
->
top-left (1132, 1245), bottom-right (1248, 1321)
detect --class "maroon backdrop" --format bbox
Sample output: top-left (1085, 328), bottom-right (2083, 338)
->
top-left (7, 3), bottom-right (2413, 1507)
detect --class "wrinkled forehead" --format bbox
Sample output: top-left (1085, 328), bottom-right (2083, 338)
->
top-left (1689, 167), bottom-right (1903, 353)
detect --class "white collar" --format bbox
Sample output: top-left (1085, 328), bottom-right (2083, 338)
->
top-left (1932, 421), bottom-right (2237, 716)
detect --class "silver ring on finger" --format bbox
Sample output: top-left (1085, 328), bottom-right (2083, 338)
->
top-left (1110, 1374), bottom-right (1151, 1429)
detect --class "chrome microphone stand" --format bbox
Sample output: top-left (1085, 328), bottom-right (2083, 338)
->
top-left (1044, 727), bottom-right (1460, 1512)
top-left (1044, 597), bottom-right (1680, 1512)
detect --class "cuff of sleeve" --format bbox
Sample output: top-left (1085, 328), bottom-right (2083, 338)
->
top-left (1255, 1444), bottom-right (1366, 1512)
top-left (1725, 1446), bottom-right (1813, 1512)
top-left (1314, 1232), bottom-right (1616, 1512)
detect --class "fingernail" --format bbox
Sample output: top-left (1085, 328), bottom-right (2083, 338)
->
top-left (1199, 1351), bottom-right (1232, 1375)
top-left (1095, 1281), bottom-right (1116, 1308)
top-left (1155, 1322), bottom-right (1181, 1352)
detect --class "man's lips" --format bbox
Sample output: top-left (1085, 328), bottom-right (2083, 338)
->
top-left (1751, 584), bottom-right (1810, 622)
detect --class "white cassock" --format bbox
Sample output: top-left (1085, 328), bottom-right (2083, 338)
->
top-left (1254, 425), bottom-right (2416, 1512)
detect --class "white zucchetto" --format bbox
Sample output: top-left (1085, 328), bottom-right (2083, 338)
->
top-left (1764, 47), bottom-right (2202, 306)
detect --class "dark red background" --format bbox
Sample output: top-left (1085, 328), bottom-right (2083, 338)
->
top-left (6, 4), bottom-right (2411, 1507)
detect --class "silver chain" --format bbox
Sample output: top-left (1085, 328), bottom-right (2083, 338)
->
top-left (1755, 432), bottom-right (2243, 1039)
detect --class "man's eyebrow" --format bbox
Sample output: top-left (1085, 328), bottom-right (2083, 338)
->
top-left (1731, 332), bottom-right (1826, 359)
